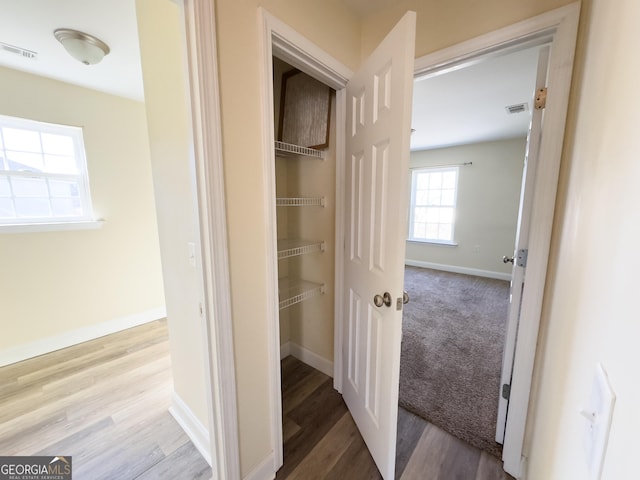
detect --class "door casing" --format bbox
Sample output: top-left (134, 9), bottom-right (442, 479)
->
top-left (181, 1), bottom-right (241, 479)
top-left (412, 3), bottom-right (580, 477)
top-left (255, 2), bottom-right (580, 478)
top-left (258, 8), bottom-right (352, 471)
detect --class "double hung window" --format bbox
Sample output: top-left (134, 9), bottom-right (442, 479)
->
top-left (0, 114), bottom-right (94, 226)
top-left (408, 166), bottom-right (458, 244)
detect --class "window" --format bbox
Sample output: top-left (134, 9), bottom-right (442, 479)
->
top-left (408, 166), bottom-right (458, 243)
top-left (0, 114), bottom-right (95, 227)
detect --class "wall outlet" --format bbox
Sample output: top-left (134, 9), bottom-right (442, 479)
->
top-left (581, 363), bottom-right (616, 479)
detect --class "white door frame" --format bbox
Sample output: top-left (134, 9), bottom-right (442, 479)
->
top-left (181, 1), bottom-right (241, 479)
top-left (413, 3), bottom-right (580, 477)
top-left (258, 8), bottom-right (353, 472)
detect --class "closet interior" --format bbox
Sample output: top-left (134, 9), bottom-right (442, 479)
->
top-left (272, 56), bottom-right (337, 421)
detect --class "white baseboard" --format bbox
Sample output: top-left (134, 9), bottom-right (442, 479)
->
top-left (405, 259), bottom-right (512, 281)
top-left (169, 392), bottom-right (212, 467)
top-left (286, 342), bottom-right (334, 378)
top-left (0, 307), bottom-right (167, 367)
top-left (243, 452), bottom-right (276, 480)
top-left (280, 341), bottom-right (291, 360)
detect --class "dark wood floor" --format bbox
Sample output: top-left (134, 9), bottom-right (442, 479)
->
top-left (278, 356), bottom-right (514, 480)
top-left (1, 321), bottom-right (513, 480)
top-left (0, 320), bottom-right (211, 480)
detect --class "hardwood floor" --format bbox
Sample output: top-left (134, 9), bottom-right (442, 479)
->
top-left (0, 320), bottom-right (211, 480)
top-left (278, 356), bottom-right (514, 480)
top-left (1, 321), bottom-right (512, 480)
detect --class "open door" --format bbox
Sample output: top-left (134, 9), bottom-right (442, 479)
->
top-left (496, 45), bottom-right (550, 445)
top-left (342, 11), bottom-right (416, 480)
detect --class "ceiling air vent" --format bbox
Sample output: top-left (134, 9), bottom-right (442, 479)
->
top-left (0, 41), bottom-right (38, 60)
top-left (505, 103), bottom-right (528, 115)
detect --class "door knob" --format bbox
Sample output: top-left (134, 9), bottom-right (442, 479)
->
top-left (503, 256), bottom-right (514, 264)
top-left (373, 292), bottom-right (392, 307)
top-left (403, 291), bottom-right (409, 304)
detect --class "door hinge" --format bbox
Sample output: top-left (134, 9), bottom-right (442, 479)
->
top-left (502, 383), bottom-right (511, 400)
top-left (534, 87), bottom-right (547, 109)
top-left (517, 249), bottom-right (528, 268)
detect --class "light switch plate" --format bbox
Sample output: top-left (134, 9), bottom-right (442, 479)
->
top-left (582, 363), bottom-right (616, 479)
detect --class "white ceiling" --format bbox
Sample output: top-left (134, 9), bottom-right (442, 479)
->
top-left (0, 0), bottom-right (538, 150)
top-left (0, 0), bottom-right (144, 101)
top-left (411, 46), bottom-right (539, 151)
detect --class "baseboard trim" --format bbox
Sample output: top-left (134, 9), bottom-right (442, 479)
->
top-left (280, 341), bottom-right (291, 360)
top-left (405, 259), bottom-right (512, 281)
top-left (0, 307), bottom-right (167, 367)
top-left (169, 392), bottom-right (212, 467)
top-left (243, 452), bottom-right (276, 480)
top-left (286, 342), bottom-right (334, 378)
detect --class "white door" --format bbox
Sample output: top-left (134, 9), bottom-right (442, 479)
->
top-left (342, 11), bottom-right (416, 480)
top-left (495, 45), bottom-right (550, 444)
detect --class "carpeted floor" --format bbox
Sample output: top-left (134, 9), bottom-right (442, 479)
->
top-left (399, 266), bottom-right (510, 458)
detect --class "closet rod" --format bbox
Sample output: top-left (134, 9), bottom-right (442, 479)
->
top-left (409, 161), bottom-right (473, 169)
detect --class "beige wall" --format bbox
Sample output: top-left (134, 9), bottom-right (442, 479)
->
top-left (526, 1), bottom-right (640, 478)
top-left (215, 0), bottom-right (601, 476)
top-left (136, 0), bottom-right (209, 427)
top-left (215, 0), bottom-right (359, 473)
top-left (360, 0), bottom-right (575, 59)
top-left (273, 58), bottom-right (337, 362)
top-left (286, 96), bottom-right (336, 362)
top-left (0, 67), bottom-right (165, 351)
top-left (407, 139), bottom-right (525, 277)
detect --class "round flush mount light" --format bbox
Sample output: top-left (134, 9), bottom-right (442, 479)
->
top-left (54, 28), bottom-right (110, 65)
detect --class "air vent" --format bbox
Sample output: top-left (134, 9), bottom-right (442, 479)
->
top-left (0, 41), bottom-right (37, 60)
top-left (505, 103), bottom-right (528, 115)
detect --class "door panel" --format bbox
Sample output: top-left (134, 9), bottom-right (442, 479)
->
top-left (496, 45), bottom-right (550, 444)
top-left (342, 11), bottom-right (416, 480)
top-left (370, 140), bottom-right (389, 272)
top-left (350, 153), bottom-right (364, 262)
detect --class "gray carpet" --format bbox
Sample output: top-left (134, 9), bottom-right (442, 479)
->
top-left (399, 266), bottom-right (510, 457)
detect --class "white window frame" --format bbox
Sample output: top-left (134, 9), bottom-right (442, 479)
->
top-left (408, 166), bottom-right (459, 245)
top-left (0, 114), bottom-right (100, 232)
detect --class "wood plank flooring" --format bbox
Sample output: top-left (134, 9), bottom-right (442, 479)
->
top-left (278, 356), bottom-right (514, 480)
top-left (0, 320), bottom-right (211, 480)
top-left (1, 320), bottom-right (513, 480)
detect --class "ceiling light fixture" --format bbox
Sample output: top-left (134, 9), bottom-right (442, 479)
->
top-left (54, 29), bottom-right (110, 65)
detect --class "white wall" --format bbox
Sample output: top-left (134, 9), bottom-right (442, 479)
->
top-left (526, 1), bottom-right (640, 478)
top-left (406, 138), bottom-right (525, 278)
top-left (0, 66), bottom-right (165, 358)
top-left (136, 0), bottom-right (209, 430)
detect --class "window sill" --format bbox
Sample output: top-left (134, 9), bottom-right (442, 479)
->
top-left (0, 220), bottom-right (105, 234)
top-left (407, 239), bottom-right (458, 247)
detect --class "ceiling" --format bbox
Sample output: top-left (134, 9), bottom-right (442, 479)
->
top-left (0, 0), bottom-right (538, 150)
top-left (0, 0), bottom-right (144, 101)
top-left (411, 46), bottom-right (539, 151)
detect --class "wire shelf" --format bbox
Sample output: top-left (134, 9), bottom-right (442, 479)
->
top-left (278, 277), bottom-right (325, 310)
top-left (277, 239), bottom-right (325, 259)
top-left (275, 141), bottom-right (324, 159)
top-left (276, 197), bottom-right (325, 207)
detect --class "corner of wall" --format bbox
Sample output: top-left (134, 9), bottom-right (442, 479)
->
top-left (169, 391), bottom-right (212, 467)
